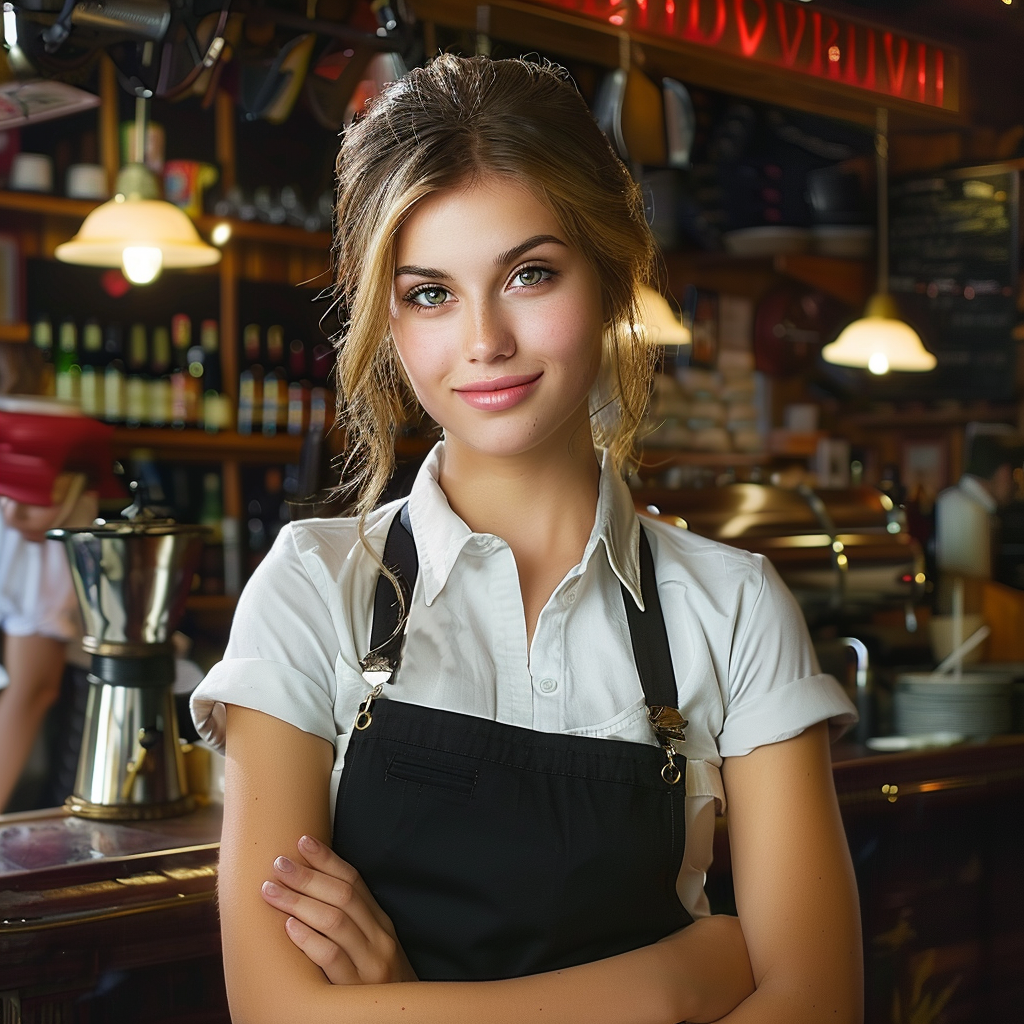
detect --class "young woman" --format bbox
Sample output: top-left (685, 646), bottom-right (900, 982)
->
top-left (191, 55), bottom-right (862, 1024)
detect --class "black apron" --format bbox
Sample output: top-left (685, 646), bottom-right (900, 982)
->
top-left (332, 506), bottom-right (692, 981)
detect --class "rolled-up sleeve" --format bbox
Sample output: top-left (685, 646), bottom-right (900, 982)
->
top-left (190, 524), bottom-right (340, 751)
top-left (717, 555), bottom-right (857, 758)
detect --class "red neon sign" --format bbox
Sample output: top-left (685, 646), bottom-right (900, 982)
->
top-left (526, 0), bottom-right (958, 111)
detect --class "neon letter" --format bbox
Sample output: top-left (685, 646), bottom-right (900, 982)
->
top-left (735, 0), bottom-right (767, 57)
top-left (884, 33), bottom-right (908, 97)
top-left (685, 0), bottom-right (727, 46)
top-left (843, 24), bottom-right (876, 90)
top-left (775, 2), bottom-right (805, 68)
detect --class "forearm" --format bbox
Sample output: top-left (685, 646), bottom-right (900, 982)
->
top-left (228, 915), bottom-right (752, 1024)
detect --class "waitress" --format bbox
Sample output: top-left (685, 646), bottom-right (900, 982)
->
top-left (191, 55), bottom-right (862, 1024)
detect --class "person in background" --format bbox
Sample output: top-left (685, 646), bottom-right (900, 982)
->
top-left (934, 432), bottom-right (1024, 615)
top-left (0, 343), bottom-right (94, 812)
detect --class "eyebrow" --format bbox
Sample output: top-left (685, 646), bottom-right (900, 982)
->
top-left (394, 235), bottom-right (567, 279)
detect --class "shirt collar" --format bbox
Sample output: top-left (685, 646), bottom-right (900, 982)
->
top-left (960, 474), bottom-right (997, 514)
top-left (406, 442), bottom-right (644, 609)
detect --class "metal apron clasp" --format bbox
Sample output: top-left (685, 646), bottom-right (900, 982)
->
top-left (647, 705), bottom-right (687, 785)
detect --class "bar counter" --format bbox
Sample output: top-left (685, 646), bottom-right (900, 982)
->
top-left (2, 737), bottom-right (1022, 1024)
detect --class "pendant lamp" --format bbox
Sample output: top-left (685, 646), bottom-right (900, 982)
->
top-left (821, 108), bottom-right (935, 374)
top-left (55, 97), bottom-right (220, 285)
top-left (636, 284), bottom-right (692, 347)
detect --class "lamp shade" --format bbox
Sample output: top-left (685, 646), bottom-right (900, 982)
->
top-left (822, 293), bottom-right (936, 373)
top-left (636, 285), bottom-right (691, 347)
top-left (55, 197), bottom-right (221, 271)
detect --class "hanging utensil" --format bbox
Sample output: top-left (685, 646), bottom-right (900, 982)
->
top-left (622, 67), bottom-right (666, 167)
top-left (663, 78), bottom-right (695, 169)
top-left (593, 67), bottom-right (628, 160)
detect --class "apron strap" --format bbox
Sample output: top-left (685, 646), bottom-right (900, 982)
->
top-left (370, 505), bottom-right (679, 709)
top-left (369, 503), bottom-right (418, 672)
top-left (621, 528), bottom-right (679, 709)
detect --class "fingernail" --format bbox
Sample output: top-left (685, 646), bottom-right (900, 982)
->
top-left (275, 856), bottom-right (295, 873)
top-left (298, 835), bottom-right (320, 854)
top-left (262, 880), bottom-right (281, 897)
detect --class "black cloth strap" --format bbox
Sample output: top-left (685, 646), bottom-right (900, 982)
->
top-left (621, 528), bottom-right (679, 709)
top-left (369, 503), bottom-right (418, 667)
top-left (370, 504), bottom-right (679, 709)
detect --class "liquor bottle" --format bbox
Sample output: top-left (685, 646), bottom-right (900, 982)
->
top-left (198, 471), bottom-right (225, 595)
top-left (79, 319), bottom-right (104, 419)
top-left (125, 323), bottom-right (149, 428)
top-left (199, 319), bottom-right (230, 433)
top-left (310, 342), bottom-right (335, 436)
top-left (237, 323), bottom-right (263, 435)
top-left (171, 314), bottom-right (195, 428)
top-left (102, 324), bottom-right (126, 423)
top-left (31, 316), bottom-right (56, 396)
top-left (262, 324), bottom-right (286, 436)
top-left (287, 338), bottom-right (308, 436)
top-left (55, 318), bottom-right (81, 403)
top-left (149, 325), bottom-right (172, 426)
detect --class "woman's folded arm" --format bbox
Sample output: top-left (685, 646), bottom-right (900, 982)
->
top-left (220, 704), bottom-right (754, 1024)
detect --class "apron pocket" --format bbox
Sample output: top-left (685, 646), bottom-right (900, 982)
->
top-left (386, 752), bottom-right (478, 798)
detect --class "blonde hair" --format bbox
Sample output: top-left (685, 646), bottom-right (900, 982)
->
top-left (333, 54), bottom-right (656, 517)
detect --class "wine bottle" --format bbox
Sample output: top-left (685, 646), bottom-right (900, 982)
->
top-left (79, 319), bottom-right (104, 419)
top-left (198, 471), bottom-right (225, 595)
top-left (262, 324), bottom-right (286, 436)
top-left (238, 323), bottom-right (263, 435)
top-left (200, 319), bottom-right (230, 433)
top-left (149, 325), bottom-right (172, 426)
top-left (125, 323), bottom-right (149, 429)
top-left (287, 338), bottom-right (308, 436)
top-left (32, 316), bottom-right (56, 396)
top-left (55, 318), bottom-right (81, 403)
top-left (103, 324), bottom-right (126, 423)
top-left (171, 313), bottom-right (194, 428)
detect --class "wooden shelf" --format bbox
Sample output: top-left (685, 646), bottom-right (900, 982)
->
top-left (0, 323), bottom-right (30, 343)
top-left (663, 249), bottom-right (872, 308)
top-left (639, 448), bottom-right (770, 469)
top-left (0, 191), bottom-right (330, 251)
top-left (846, 405), bottom-right (1018, 427)
top-left (111, 427), bottom-right (304, 462)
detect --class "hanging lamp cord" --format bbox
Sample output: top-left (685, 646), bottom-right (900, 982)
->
top-left (875, 106), bottom-right (889, 295)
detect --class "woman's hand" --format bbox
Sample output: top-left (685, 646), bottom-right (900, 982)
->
top-left (260, 834), bottom-right (417, 986)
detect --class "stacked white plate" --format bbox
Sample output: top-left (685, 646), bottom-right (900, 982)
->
top-left (895, 672), bottom-right (1013, 739)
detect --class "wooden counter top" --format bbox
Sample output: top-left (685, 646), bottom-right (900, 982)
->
top-left (2, 738), bottom-right (1021, 1023)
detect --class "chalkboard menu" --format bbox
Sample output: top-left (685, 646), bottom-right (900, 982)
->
top-left (885, 163), bottom-right (1019, 399)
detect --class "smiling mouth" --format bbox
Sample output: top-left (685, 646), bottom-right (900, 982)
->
top-left (453, 373), bottom-right (543, 411)
top-left (455, 373), bottom-right (542, 393)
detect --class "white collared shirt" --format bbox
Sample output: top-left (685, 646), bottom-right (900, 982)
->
top-left (192, 442), bottom-right (855, 919)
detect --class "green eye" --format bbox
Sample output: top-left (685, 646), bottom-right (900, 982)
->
top-left (515, 268), bottom-right (545, 286)
top-left (410, 286), bottom-right (449, 307)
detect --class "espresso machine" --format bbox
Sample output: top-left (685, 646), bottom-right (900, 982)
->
top-left (49, 494), bottom-right (206, 820)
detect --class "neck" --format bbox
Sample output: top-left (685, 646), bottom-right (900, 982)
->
top-left (437, 427), bottom-right (601, 546)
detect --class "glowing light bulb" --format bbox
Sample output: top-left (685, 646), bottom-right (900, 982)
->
top-left (868, 351), bottom-right (889, 375)
top-left (122, 246), bottom-right (163, 285)
top-left (211, 222), bottom-right (232, 246)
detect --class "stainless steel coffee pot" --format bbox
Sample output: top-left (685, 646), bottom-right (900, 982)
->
top-left (48, 517), bottom-right (206, 820)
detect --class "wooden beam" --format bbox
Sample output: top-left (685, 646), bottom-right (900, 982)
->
top-left (98, 55), bottom-right (120, 194)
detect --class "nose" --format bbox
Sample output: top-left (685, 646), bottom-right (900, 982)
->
top-left (463, 296), bottom-right (516, 363)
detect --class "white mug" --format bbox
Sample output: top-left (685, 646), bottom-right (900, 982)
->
top-left (9, 152), bottom-right (53, 193)
top-left (66, 163), bottom-right (109, 200)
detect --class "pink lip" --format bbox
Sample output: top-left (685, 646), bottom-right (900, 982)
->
top-left (455, 372), bottom-right (542, 411)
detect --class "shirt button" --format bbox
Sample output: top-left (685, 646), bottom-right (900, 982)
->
top-left (565, 589), bottom-right (577, 605)
top-left (538, 678), bottom-right (558, 694)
